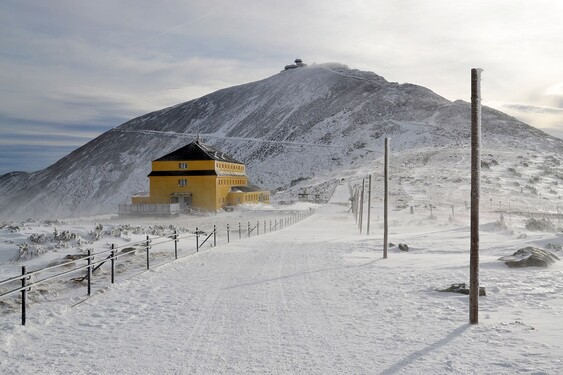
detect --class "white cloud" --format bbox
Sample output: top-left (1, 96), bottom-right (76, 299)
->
top-left (1, 0), bottom-right (563, 172)
top-left (544, 82), bottom-right (563, 97)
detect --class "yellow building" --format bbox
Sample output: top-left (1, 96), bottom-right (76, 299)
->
top-left (130, 140), bottom-right (270, 212)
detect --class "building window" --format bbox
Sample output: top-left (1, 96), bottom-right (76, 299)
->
top-left (178, 179), bottom-right (187, 186)
top-left (179, 162), bottom-right (187, 169)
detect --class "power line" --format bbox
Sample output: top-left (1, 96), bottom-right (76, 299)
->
top-left (114, 128), bottom-right (386, 154)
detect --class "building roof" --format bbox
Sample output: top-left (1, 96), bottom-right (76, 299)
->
top-left (155, 140), bottom-right (242, 164)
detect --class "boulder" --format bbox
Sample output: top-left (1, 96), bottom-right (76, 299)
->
top-left (438, 283), bottom-right (486, 296)
top-left (120, 247), bottom-right (136, 255)
top-left (398, 243), bottom-right (409, 251)
top-left (499, 247), bottom-right (559, 268)
top-left (63, 253), bottom-right (87, 261)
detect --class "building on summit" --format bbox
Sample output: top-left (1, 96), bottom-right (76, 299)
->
top-left (121, 140), bottom-right (270, 215)
top-left (284, 58), bottom-right (307, 70)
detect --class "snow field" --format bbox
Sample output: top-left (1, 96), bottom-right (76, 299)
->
top-left (0, 183), bottom-right (562, 374)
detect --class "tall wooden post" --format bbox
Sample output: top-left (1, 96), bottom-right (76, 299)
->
top-left (21, 266), bottom-right (27, 326)
top-left (470, 68), bottom-right (483, 325)
top-left (359, 178), bottom-right (365, 233)
top-left (354, 189), bottom-right (359, 223)
top-left (367, 175), bottom-right (372, 235)
top-left (383, 138), bottom-right (389, 259)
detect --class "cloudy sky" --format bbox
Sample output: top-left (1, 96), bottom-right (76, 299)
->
top-left (1, 0), bottom-right (562, 174)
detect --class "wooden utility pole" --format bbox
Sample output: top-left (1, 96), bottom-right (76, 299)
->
top-left (383, 138), bottom-right (389, 259)
top-left (359, 178), bottom-right (365, 233)
top-left (470, 68), bottom-right (483, 325)
top-left (367, 175), bottom-right (372, 235)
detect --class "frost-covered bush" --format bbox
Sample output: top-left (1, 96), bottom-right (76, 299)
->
top-left (13, 243), bottom-right (47, 261)
top-left (525, 218), bottom-right (556, 232)
top-left (29, 233), bottom-right (48, 244)
top-left (54, 230), bottom-right (77, 241)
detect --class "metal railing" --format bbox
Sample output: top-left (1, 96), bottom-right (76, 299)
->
top-left (0, 209), bottom-right (315, 325)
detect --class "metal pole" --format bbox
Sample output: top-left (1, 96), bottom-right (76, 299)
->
top-left (257, 221), bottom-right (260, 235)
top-left (196, 227), bottom-right (199, 252)
top-left (21, 266), bottom-right (27, 326)
top-left (87, 249), bottom-right (92, 295)
top-left (470, 67), bottom-right (483, 325)
top-left (239, 223), bottom-right (241, 239)
top-left (383, 138), bottom-right (389, 259)
top-left (111, 244), bottom-right (115, 283)
top-left (227, 224), bottom-right (230, 243)
top-left (248, 222), bottom-right (250, 237)
top-left (146, 235), bottom-right (150, 270)
top-left (270, 220), bottom-right (272, 232)
top-left (367, 175), bottom-right (372, 235)
top-left (213, 225), bottom-right (216, 247)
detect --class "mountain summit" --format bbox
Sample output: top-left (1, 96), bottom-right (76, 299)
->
top-left (1, 63), bottom-right (561, 218)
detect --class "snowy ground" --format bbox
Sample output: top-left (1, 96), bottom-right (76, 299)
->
top-left (1, 183), bottom-right (562, 374)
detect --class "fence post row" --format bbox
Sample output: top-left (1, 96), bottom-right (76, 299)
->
top-left (4, 209), bottom-right (314, 326)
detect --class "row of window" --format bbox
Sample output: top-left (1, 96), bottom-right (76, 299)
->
top-left (217, 162), bottom-right (244, 171)
top-left (244, 193), bottom-right (267, 202)
top-left (178, 178), bottom-right (246, 187)
top-left (218, 178), bottom-right (245, 186)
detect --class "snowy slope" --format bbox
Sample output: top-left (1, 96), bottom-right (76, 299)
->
top-left (1, 186), bottom-right (562, 374)
top-left (1, 63), bottom-right (562, 219)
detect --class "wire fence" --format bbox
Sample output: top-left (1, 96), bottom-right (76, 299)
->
top-left (0, 209), bottom-right (315, 326)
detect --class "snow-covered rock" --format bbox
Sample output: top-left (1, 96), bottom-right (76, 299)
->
top-left (499, 247), bottom-right (560, 268)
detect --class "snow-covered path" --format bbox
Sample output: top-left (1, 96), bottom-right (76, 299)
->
top-left (1, 192), bottom-right (562, 374)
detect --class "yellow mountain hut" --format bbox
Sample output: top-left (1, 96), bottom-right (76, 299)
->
top-left (120, 140), bottom-right (270, 215)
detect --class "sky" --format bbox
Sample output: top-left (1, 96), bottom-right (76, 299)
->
top-left (1, 0), bottom-right (562, 175)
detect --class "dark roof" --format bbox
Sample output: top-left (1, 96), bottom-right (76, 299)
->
top-left (155, 141), bottom-right (242, 164)
top-left (148, 170), bottom-right (217, 177)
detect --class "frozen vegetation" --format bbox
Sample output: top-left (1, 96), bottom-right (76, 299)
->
top-left (0, 180), bottom-right (562, 374)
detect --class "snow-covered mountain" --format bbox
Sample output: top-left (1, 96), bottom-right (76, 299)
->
top-left (1, 63), bottom-right (562, 219)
